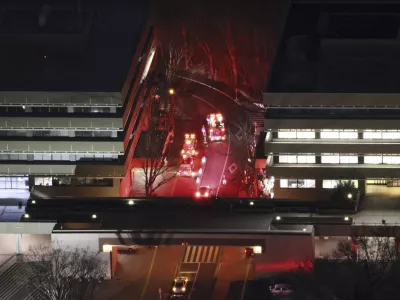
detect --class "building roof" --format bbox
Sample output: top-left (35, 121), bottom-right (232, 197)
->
top-left (0, 0), bottom-right (148, 92)
top-left (266, 2), bottom-right (400, 93)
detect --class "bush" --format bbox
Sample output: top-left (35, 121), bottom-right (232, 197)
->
top-left (330, 180), bottom-right (360, 206)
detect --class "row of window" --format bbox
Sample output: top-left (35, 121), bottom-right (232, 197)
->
top-left (34, 177), bottom-right (113, 187)
top-left (280, 179), bottom-right (359, 189)
top-left (0, 176), bottom-right (28, 189)
top-left (278, 154), bottom-right (400, 164)
top-left (0, 154), bottom-right (119, 161)
top-left (0, 130), bottom-right (119, 138)
top-left (276, 130), bottom-right (400, 140)
top-left (1, 107), bottom-right (118, 114)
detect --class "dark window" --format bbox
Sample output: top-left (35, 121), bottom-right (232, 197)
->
top-left (77, 178), bottom-right (113, 187)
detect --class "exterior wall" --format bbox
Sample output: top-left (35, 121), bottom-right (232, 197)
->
top-left (273, 180), bottom-right (329, 201)
top-left (0, 234), bottom-right (16, 254)
top-left (265, 119), bottom-right (400, 130)
top-left (266, 141), bottom-right (400, 154)
top-left (52, 233), bottom-right (100, 252)
top-left (32, 178), bottom-right (121, 198)
top-left (264, 93), bottom-right (400, 107)
top-left (254, 234), bottom-right (314, 276)
top-left (21, 234), bottom-right (51, 253)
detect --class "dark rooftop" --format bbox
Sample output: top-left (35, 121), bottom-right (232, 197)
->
top-left (267, 2), bottom-right (400, 93)
top-left (0, 0), bottom-right (148, 92)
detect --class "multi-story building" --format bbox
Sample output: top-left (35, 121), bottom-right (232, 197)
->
top-left (0, 1), bottom-right (156, 199)
top-left (263, 1), bottom-right (400, 200)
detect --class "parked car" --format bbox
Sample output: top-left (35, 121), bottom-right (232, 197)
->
top-left (269, 283), bottom-right (294, 296)
top-left (117, 246), bottom-right (139, 254)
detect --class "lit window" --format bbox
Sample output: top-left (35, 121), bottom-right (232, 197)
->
top-left (383, 156), bottom-right (400, 164)
top-left (277, 130), bottom-right (296, 139)
top-left (322, 180), bottom-right (338, 189)
top-left (298, 179), bottom-right (316, 188)
top-left (339, 130), bottom-right (358, 139)
top-left (321, 154), bottom-right (340, 164)
top-left (34, 177), bottom-right (53, 186)
top-left (382, 130), bottom-right (400, 139)
top-left (297, 131), bottom-right (315, 139)
top-left (297, 155), bottom-right (316, 164)
top-left (323, 180), bottom-right (358, 189)
top-left (364, 130), bottom-right (382, 139)
top-left (280, 179), bottom-right (289, 188)
top-left (278, 155), bottom-right (297, 163)
top-left (280, 179), bottom-right (315, 188)
top-left (320, 130), bottom-right (339, 139)
top-left (364, 155), bottom-right (382, 164)
top-left (339, 155), bottom-right (358, 164)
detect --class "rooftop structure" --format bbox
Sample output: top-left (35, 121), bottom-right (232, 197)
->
top-left (0, 1), bottom-right (157, 199)
top-left (262, 1), bottom-right (400, 201)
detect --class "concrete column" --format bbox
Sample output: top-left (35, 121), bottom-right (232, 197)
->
top-left (358, 130), bottom-right (363, 139)
top-left (67, 107), bottom-right (74, 113)
top-left (273, 155), bottom-right (279, 164)
top-left (358, 179), bottom-right (366, 196)
top-left (315, 131), bottom-right (321, 139)
top-left (358, 155), bottom-right (364, 164)
top-left (316, 155), bottom-right (321, 164)
top-left (272, 132), bottom-right (278, 139)
top-left (16, 234), bottom-right (22, 255)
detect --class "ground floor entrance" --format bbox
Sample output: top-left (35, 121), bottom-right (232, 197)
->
top-left (366, 179), bottom-right (400, 197)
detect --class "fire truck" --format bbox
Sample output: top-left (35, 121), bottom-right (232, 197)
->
top-left (207, 113), bottom-right (226, 142)
top-left (181, 133), bottom-right (198, 157)
top-left (177, 155), bottom-right (194, 177)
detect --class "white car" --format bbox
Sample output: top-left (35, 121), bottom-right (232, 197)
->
top-left (269, 284), bottom-right (294, 296)
top-left (195, 186), bottom-right (211, 198)
top-left (172, 277), bottom-right (188, 294)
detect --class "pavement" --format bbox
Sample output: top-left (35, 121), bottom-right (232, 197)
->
top-left (94, 245), bottom-right (255, 300)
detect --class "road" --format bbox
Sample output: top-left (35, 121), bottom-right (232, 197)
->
top-left (201, 141), bottom-right (230, 196)
top-left (94, 245), bottom-right (255, 300)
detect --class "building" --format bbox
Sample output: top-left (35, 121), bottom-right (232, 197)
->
top-left (263, 1), bottom-right (400, 200)
top-left (0, 1), bottom-right (157, 199)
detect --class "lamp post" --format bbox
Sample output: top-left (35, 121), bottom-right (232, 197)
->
top-left (168, 88), bottom-right (175, 131)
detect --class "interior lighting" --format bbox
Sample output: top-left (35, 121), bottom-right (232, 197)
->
top-left (128, 200), bottom-right (134, 205)
top-left (24, 214), bottom-right (30, 219)
top-left (249, 201), bottom-right (254, 206)
top-left (92, 214), bottom-right (97, 219)
top-left (344, 216), bottom-right (349, 221)
top-left (275, 216), bottom-right (281, 221)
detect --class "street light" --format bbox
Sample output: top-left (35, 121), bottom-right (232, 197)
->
top-left (24, 214), bottom-right (30, 219)
top-left (168, 88), bottom-right (175, 95)
top-left (275, 216), bottom-right (281, 221)
top-left (92, 214), bottom-right (97, 219)
top-left (347, 193), bottom-right (353, 199)
top-left (344, 216), bottom-right (349, 221)
top-left (249, 201), bottom-right (254, 206)
top-left (128, 200), bottom-right (134, 206)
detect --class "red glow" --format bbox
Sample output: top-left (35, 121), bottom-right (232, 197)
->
top-left (255, 260), bottom-right (313, 273)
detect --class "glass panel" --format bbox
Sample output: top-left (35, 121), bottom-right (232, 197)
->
top-left (323, 180), bottom-right (338, 189)
top-left (364, 130), bottom-right (382, 139)
top-left (288, 179), bottom-right (298, 188)
top-left (280, 179), bottom-right (288, 188)
top-left (297, 155), bottom-right (316, 164)
top-left (321, 154), bottom-right (340, 164)
top-left (277, 130), bottom-right (297, 139)
top-left (320, 130), bottom-right (339, 139)
top-left (297, 131), bottom-right (315, 139)
top-left (382, 131), bottom-right (400, 139)
top-left (339, 155), bottom-right (358, 164)
top-left (383, 156), bottom-right (400, 164)
top-left (365, 155), bottom-right (382, 164)
top-left (339, 131), bottom-right (358, 139)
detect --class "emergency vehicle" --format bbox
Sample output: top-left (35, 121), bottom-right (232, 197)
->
top-left (177, 155), bottom-right (194, 177)
top-left (181, 133), bottom-right (197, 156)
top-left (207, 113), bottom-right (226, 142)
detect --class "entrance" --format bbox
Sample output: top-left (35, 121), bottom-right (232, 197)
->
top-left (366, 179), bottom-right (400, 197)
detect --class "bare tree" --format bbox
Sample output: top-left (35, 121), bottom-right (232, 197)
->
top-left (140, 129), bottom-right (177, 196)
top-left (22, 243), bottom-right (107, 300)
top-left (291, 227), bottom-right (400, 300)
top-left (227, 119), bottom-right (256, 196)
